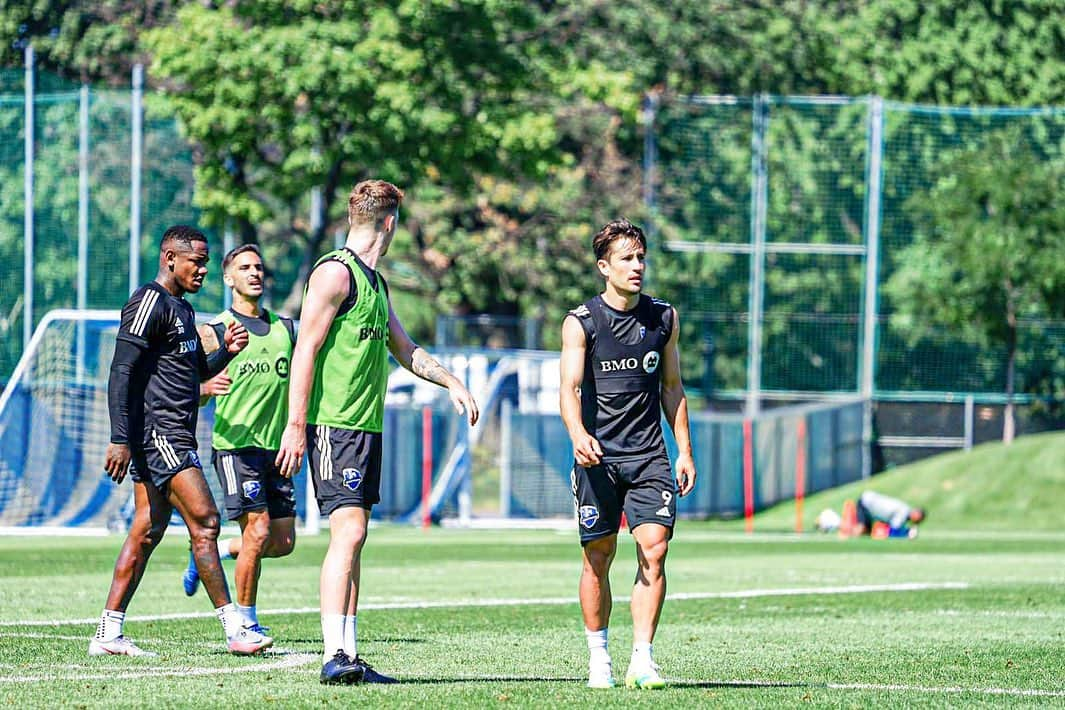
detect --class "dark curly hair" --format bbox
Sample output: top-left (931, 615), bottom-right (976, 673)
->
top-left (592, 219), bottom-right (647, 261)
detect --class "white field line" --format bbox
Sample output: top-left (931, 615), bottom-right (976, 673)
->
top-left (0, 582), bottom-right (969, 628)
top-left (0, 651), bottom-right (315, 684)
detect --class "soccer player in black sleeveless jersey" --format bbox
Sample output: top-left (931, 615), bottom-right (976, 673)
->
top-left (560, 219), bottom-right (696, 689)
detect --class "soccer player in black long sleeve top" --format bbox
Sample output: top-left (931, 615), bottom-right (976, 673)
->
top-left (91, 225), bottom-right (272, 657)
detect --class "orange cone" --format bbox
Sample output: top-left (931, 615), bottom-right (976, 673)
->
top-left (839, 499), bottom-right (857, 538)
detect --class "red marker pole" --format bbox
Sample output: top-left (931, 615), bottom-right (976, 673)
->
top-left (743, 419), bottom-right (754, 534)
top-left (795, 418), bottom-right (807, 534)
top-left (421, 406), bottom-right (432, 530)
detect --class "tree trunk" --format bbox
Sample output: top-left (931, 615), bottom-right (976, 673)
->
top-left (278, 159), bottom-right (347, 316)
top-left (1003, 311), bottom-right (1017, 445)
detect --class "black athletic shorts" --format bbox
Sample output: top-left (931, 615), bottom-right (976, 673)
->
top-left (307, 424), bottom-right (382, 516)
top-left (129, 428), bottom-right (202, 490)
top-left (212, 447), bottom-right (297, 522)
top-left (571, 450), bottom-right (677, 545)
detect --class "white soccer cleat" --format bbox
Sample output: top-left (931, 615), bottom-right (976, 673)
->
top-left (587, 660), bottom-right (616, 689)
top-left (227, 625), bottom-right (274, 655)
top-left (625, 660), bottom-right (666, 689)
top-left (88, 636), bottom-right (158, 657)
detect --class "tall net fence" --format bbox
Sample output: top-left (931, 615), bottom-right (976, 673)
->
top-left (0, 69), bottom-right (221, 387)
top-left (651, 95), bottom-right (1065, 404)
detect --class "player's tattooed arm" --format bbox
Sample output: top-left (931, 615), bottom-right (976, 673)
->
top-left (388, 301), bottom-right (479, 425)
top-left (411, 348), bottom-right (450, 387)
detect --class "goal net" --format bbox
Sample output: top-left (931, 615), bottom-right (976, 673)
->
top-left (0, 310), bottom-right (296, 532)
top-left (0, 311), bottom-right (131, 530)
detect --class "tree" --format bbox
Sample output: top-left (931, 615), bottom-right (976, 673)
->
top-left (0, 1), bottom-right (178, 85)
top-left (143, 1), bottom-right (565, 315)
top-left (885, 131), bottom-right (1065, 442)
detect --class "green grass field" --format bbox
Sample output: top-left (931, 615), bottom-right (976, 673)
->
top-left (1, 434), bottom-right (1064, 708)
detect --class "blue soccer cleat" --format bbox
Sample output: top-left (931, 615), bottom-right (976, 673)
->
top-left (182, 550), bottom-right (199, 596)
top-left (320, 650), bottom-right (364, 685)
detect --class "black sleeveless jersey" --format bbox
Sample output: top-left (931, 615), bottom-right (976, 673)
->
top-left (568, 294), bottom-right (674, 460)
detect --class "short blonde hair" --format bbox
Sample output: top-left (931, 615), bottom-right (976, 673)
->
top-left (347, 180), bottom-right (404, 226)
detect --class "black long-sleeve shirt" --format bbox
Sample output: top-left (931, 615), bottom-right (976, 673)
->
top-left (108, 282), bottom-right (230, 448)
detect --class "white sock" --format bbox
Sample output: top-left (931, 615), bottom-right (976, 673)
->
top-left (238, 604), bottom-right (258, 626)
top-left (343, 615), bottom-right (358, 658)
top-left (585, 627), bottom-right (610, 665)
top-left (322, 613), bottom-right (345, 663)
top-left (631, 641), bottom-right (653, 667)
top-left (216, 603), bottom-right (244, 638)
top-left (218, 539), bottom-right (234, 561)
top-left (94, 610), bottom-right (125, 641)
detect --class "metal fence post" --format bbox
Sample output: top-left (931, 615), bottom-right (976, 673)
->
top-left (860, 96), bottom-right (884, 479)
top-left (745, 94), bottom-right (769, 417)
top-left (23, 45), bottom-right (35, 351)
top-left (964, 395), bottom-right (974, 451)
top-left (499, 397), bottom-right (512, 518)
top-left (222, 222), bottom-right (235, 310)
top-left (77, 84), bottom-right (90, 382)
top-left (129, 64), bottom-right (143, 294)
top-left (642, 91), bottom-right (659, 292)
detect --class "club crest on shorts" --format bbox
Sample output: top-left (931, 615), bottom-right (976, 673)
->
top-left (342, 468), bottom-right (364, 492)
top-left (578, 505), bottom-right (600, 529)
top-left (643, 350), bottom-right (660, 373)
top-left (242, 480), bottom-right (262, 500)
top-left (187, 451), bottom-right (202, 469)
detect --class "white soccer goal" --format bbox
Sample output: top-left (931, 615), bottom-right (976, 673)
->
top-left (0, 310), bottom-right (308, 533)
top-left (0, 310), bottom-right (129, 532)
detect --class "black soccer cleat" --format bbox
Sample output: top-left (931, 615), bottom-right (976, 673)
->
top-left (354, 655), bottom-right (399, 684)
top-left (320, 650), bottom-right (364, 685)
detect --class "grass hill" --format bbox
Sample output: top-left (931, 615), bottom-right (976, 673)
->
top-left (739, 430), bottom-right (1065, 532)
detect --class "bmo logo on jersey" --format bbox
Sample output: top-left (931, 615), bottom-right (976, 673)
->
top-left (600, 352), bottom-right (661, 374)
top-left (600, 357), bottom-right (638, 372)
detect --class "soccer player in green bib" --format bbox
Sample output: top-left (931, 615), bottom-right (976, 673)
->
top-left (276, 180), bottom-right (479, 685)
top-left (182, 245), bottom-right (296, 638)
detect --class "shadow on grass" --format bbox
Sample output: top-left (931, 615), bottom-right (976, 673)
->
top-left (279, 638), bottom-right (427, 645)
top-left (394, 676), bottom-right (586, 685)
top-left (393, 677), bottom-right (811, 688)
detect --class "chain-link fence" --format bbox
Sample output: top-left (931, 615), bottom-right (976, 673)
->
top-left (649, 94), bottom-right (1065, 407)
top-left (0, 63), bottom-right (221, 383)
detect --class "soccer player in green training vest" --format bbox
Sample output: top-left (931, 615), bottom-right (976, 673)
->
top-left (276, 180), bottom-right (480, 685)
top-left (182, 245), bottom-right (297, 638)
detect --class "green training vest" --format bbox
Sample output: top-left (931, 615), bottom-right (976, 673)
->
top-left (307, 249), bottom-right (389, 433)
top-left (211, 310), bottom-right (293, 450)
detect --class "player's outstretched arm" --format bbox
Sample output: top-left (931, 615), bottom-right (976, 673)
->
top-left (560, 315), bottom-right (603, 467)
top-left (387, 302), bottom-right (479, 426)
top-left (660, 307), bottom-right (696, 496)
top-left (276, 262), bottom-right (347, 477)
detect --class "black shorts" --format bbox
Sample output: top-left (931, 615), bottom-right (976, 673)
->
top-left (571, 451), bottom-right (677, 545)
top-left (307, 424), bottom-right (382, 516)
top-left (212, 447), bottom-right (297, 522)
top-left (129, 429), bottom-right (202, 490)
